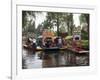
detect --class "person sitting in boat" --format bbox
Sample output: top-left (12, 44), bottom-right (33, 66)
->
top-left (45, 37), bottom-right (52, 48)
top-left (26, 37), bottom-right (32, 46)
top-left (45, 38), bottom-right (50, 48)
top-left (32, 38), bottom-right (37, 52)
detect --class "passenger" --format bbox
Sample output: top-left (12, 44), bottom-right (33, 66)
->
top-left (32, 38), bottom-right (37, 53)
top-left (62, 38), bottom-right (66, 46)
top-left (54, 37), bottom-right (58, 46)
top-left (26, 37), bottom-right (31, 46)
top-left (58, 37), bottom-right (62, 48)
top-left (45, 39), bottom-right (50, 48)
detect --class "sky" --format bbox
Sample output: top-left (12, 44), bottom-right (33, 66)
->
top-left (73, 14), bottom-right (80, 27)
top-left (35, 12), bottom-right (47, 28)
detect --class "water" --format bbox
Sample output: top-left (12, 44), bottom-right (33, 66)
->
top-left (22, 49), bottom-right (89, 69)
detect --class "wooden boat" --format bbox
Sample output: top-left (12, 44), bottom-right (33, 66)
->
top-left (23, 45), bottom-right (67, 51)
top-left (23, 45), bottom-right (43, 51)
top-left (67, 47), bottom-right (89, 54)
top-left (23, 44), bottom-right (89, 54)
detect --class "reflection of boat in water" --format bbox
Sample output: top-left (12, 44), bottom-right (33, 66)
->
top-left (23, 44), bottom-right (89, 54)
top-left (43, 47), bottom-right (70, 51)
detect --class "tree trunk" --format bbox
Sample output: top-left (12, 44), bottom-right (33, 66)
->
top-left (57, 15), bottom-right (59, 36)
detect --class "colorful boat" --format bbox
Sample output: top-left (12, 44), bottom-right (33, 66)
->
top-left (23, 45), bottom-right (68, 51)
top-left (23, 45), bottom-right (89, 54)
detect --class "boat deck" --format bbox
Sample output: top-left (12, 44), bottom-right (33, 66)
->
top-left (23, 45), bottom-right (89, 54)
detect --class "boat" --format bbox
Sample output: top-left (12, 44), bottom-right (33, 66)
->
top-left (23, 44), bottom-right (68, 51)
top-left (67, 47), bottom-right (89, 54)
top-left (23, 44), bottom-right (89, 54)
top-left (43, 47), bottom-right (59, 51)
top-left (23, 45), bottom-right (43, 51)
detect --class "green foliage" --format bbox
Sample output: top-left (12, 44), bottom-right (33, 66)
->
top-left (42, 20), bottom-right (53, 29)
top-left (65, 13), bottom-right (73, 35)
top-left (80, 14), bottom-right (89, 40)
top-left (22, 11), bottom-right (36, 33)
top-left (22, 11), bottom-right (35, 28)
top-left (81, 29), bottom-right (89, 40)
top-left (79, 14), bottom-right (89, 25)
top-left (81, 40), bottom-right (89, 50)
top-left (46, 12), bottom-right (63, 36)
top-left (41, 12), bottom-right (74, 36)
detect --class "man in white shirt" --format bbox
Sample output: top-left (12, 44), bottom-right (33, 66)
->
top-left (58, 37), bottom-right (62, 48)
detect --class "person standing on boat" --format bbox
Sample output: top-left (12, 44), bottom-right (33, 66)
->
top-left (54, 37), bottom-right (58, 47)
top-left (58, 37), bottom-right (62, 48)
top-left (32, 38), bottom-right (37, 53)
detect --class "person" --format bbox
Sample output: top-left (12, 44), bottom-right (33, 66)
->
top-left (32, 38), bottom-right (37, 53)
top-left (58, 37), bottom-right (62, 48)
top-left (54, 37), bottom-right (58, 47)
top-left (45, 38), bottom-right (50, 48)
top-left (26, 37), bottom-right (32, 46)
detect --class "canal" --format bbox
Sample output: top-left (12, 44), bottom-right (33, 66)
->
top-left (22, 48), bottom-right (89, 69)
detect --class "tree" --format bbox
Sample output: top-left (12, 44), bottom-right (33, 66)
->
top-left (22, 11), bottom-right (43, 34)
top-left (79, 14), bottom-right (89, 40)
top-left (46, 12), bottom-right (65, 36)
top-left (42, 20), bottom-right (53, 30)
top-left (36, 24), bottom-right (43, 36)
top-left (22, 11), bottom-right (36, 33)
top-left (62, 13), bottom-right (73, 35)
top-left (79, 14), bottom-right (89, 30)
top-left (40, 12), bottom-right (74, 36)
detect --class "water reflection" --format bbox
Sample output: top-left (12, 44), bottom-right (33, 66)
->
top-left (22, 49), bottom-right (89, 69)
